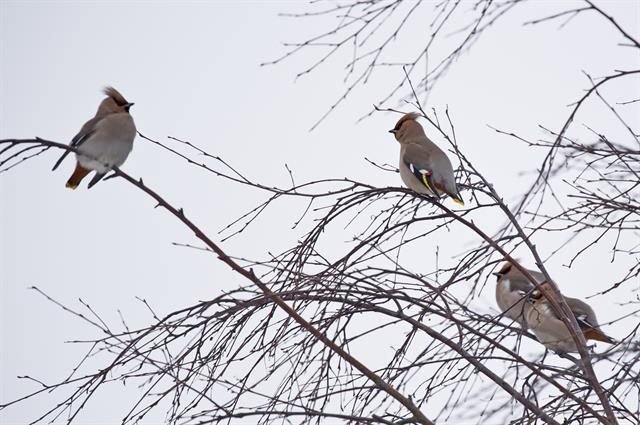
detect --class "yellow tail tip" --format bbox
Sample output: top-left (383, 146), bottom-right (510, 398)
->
top-left (452, 197), bottom-right (464, 206)
top-left (65, 182), bottom-right (78, 190)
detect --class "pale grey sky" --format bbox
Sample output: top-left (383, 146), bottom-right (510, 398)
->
top-left (1, 1), bottom-right (639, 423)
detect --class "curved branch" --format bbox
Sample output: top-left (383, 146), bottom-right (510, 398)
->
top-left (0, 137), bottom-right (434, 425)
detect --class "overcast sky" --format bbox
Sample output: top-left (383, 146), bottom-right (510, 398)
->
top-left (1, 1), bottom-right (639, 423)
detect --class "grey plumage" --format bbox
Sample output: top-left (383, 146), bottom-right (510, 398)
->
top-left (389, 112), bottom-right (463, 205)
top-left (52, 95), bottom-right (122, 172)
top-left (53, 87), bottom-right (136, 189)
top-left (525, 283), bottom-right (615, 353)
top-left (494, 261), bottom-right (544, 330)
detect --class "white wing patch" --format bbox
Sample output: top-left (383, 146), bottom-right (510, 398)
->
top-left (409, 163), bottom-right (430, 177)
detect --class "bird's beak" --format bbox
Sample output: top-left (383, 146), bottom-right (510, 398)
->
top-left (492, 272), bottom-right (501, 277)
top-left (126, 102), bottom-right (135, 108)
top-left (388, 129), bottom-right (397, 134)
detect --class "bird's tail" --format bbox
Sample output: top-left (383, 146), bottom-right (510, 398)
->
top-left (65, 163), bottom-right (91, 190)
top-left (450, 193), bottom-right (464, 206)
top-left (584, 328), bottom-right (616, 344)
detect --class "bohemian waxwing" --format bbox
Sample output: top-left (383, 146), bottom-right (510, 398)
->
top-left (389, 112), bottom-right (464, 205)
top-left (52, 87), bottom-right (136, 189)
top-left (493, 261), bottom-right (545, 330)
top-left (525, 283), bottom-right (615, 353)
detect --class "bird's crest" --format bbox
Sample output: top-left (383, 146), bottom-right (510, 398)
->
top-left (103, 86), bottom-right (129, 106)
top-left (497, 261), bottom-right (513, 276)
top-left (392, 112), bottom-right (421, 132)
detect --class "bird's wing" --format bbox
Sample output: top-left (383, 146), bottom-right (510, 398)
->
top-left (87, 172), bottom-right (106, 189)
top-left (575, 313), bottom-right (597, 331)
top-left (567, 297), bottom-right (599, 328)
top-left (541, 299), bottom-right (601, 334)
top-left (71, 116), bottom-right (104, 147)
top-left (402, 144), bottom-right (437, 194)
top-left (402, 143), bottom-right (465, 205)
top-left (52, 116), bottom-right (102, 171)
top-left (573, 305), bottom-right (601, 332)
top-left (575, 311), bottom-right (615, 343)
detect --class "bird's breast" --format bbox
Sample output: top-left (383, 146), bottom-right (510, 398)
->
top-left (76, 114), bottom-right (136, 172)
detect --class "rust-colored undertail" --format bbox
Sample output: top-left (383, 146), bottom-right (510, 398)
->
top-left (65, 163), bottom-right (91, 190)
top-left (583, 328), bottom-right (615, 344)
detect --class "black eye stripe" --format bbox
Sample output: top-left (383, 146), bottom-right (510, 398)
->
top-left (394, 120), bottom-right (407, 132)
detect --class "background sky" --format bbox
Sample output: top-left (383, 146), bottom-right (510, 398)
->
top-left (1, 1), bottom-right (639, 423)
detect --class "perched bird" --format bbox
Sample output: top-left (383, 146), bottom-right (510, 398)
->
top-left (389, 112), bottom-right (464, 205)
top-left (525, 283), bottom-right (616, 353)
top-left (52, 87), bottom-right (136, 189)
top-left (493, 261), bottom-right (545, 330)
